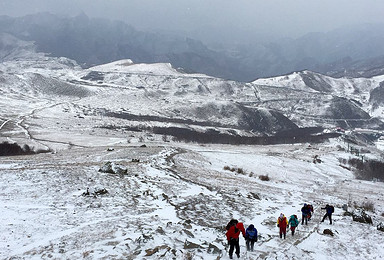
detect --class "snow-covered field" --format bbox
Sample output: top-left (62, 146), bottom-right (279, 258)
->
top-left (1, 139), bottom-right (383, 259)
top-left (1, 56), bottom-right (384, 259)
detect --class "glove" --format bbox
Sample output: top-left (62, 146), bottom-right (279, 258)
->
top-left (277, 224), bottom-right (279, 227)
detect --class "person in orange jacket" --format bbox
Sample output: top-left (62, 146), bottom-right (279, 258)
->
top-left (277, 213), bottom-right (288, 239)
top-left (226, 219), bottom-right (246, 259)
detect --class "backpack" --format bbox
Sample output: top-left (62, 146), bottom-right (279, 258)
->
top-left (290, 215), bottom-right (299, 226)
top-left (329, 206), bottom-right (334, 213)
top-left (226, 219), bottom-right (237, 230)
top-left (234, 225), bottom-right (239, 234)
top-left (246, 228), bottom-right (257, 239)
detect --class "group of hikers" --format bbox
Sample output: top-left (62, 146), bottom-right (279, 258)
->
top-left (225, 203), bottom-right (334, 259)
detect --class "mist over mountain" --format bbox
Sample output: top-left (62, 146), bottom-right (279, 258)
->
top-left (2, 8), bottom-right (384, 260)
top-left (1, 13), bottom-right (384, 81)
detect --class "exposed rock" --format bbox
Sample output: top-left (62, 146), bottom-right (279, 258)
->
top-left (99, 161), bottom-right (127, 175)
top-left (377, 222), bottom-right (384, 232)
top-left (313, 155), bottom-right (322, 163)
top-left (183, 229), bottom-right (194, 238)
top-left (144, 245), bottom-right (170, 256)
top-left (207, 243), bottom-right (221, 254)
top-left (352, 209), bottom-right (373, 224)
top-left (82, 187), bottom-right (109, 197)
top-left (182, 219), bottom-right (193, 229)
top-left (323, 229), bottom-right (334, 236)
top-left (184, 240), bottom-right (202, 249)
top-left (94, 188), bottom-right (108, 195)
top-left (248, 192), bottom-right (261, 200)
top-left (156, 226), bottom-right (165, 235)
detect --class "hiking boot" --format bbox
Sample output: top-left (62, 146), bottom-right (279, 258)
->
top-left (236, 253), bottom-right (240, 258)
top-left (229, 255), bottom-right (233, 259)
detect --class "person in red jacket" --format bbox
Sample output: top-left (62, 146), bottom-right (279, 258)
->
top-left (277, 213), bottom-right (288, 239)
top-left (226, 219), bottom-right (246, 259)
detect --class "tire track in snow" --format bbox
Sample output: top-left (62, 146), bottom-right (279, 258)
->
top-left (0, 118), bottom-right (11, 131)
top-left (16, 101), bottom-right (90, 149)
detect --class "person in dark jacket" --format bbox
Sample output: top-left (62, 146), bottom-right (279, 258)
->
top-left (307, 204), bottom-right (314, 221)
top-left (321, 204), bottom-right (334, 224)
top-left (245, 224), bottom-right (258, 251)
top-left (226, 219), bottom-right (246, 259)
top-left (301, 203), bottom-right (311, 225)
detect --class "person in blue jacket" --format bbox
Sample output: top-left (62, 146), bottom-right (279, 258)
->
top-left (301, 203), bottom-right (311, 225)
top-left (321, 204), bottom-right (334, 224)
top-left (245, 224), bottom-right (258, 251)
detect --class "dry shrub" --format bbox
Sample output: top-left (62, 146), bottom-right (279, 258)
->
top-left (348, 158), bottom-right (384, 182)
top-left (259, 174), bottom-right (270, 181)
top-left (353, 200), bottom-right (375, 212)
top-left (361, 201), bottom-right (375, 212)
top-left (224, 165), bottom-right (247, 175)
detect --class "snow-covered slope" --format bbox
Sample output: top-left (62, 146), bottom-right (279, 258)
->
top-left (1, 51), bottom-right (384, 260)
top-left (1, 141), bottom-right (383, 260)
top-left (253, 70), bottom-right (384, 101)
top-left (87, 59), bottom-right (210, 78)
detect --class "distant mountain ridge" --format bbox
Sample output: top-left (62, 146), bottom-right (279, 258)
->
top-left (1, 13), bottom-right (384, 81)
top-left (1, 49), bottom-right (383, 147)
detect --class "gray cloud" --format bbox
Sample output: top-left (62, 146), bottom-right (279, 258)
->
top-left (1, 0), bottom-right (384, 43)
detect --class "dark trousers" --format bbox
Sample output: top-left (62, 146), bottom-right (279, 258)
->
top-left (246, 239), bottom-right (256, 251)
top-left (279, 227), bottom-right (286, 239)
top-left (302, 214), bottom-right (308, 225)
top-left (229, 238), bottom-right (240, 257)
top-left (322, 213), bottom-right (332, 224)
top-left (290, 226), bottom-right (297, 236)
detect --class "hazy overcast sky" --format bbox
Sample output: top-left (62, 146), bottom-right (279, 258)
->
top-left (1, 0), bottom-right (383, 41)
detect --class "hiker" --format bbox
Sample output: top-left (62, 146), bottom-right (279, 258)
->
top-left (321, 204), bottom-right (334, 224)
top-left (301, 203), bottom-right (311, 225)
top-left (226, 219), bottom-right (246, 259)
top-left (245, 224), bottom-right (258, 251)
top-left (288, 215), bottom-right (299, 236)
top-left (277, 213), bottom-right (288, 239)
top-left (307, 204), bottom-right (314, 221)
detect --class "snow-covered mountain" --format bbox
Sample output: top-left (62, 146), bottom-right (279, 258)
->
top-left (1, 50), bottom-right (384, 259)
top-left (253, 70), bottom-right (384, 130)
top-left (1, 48), bottom-right (384, 149)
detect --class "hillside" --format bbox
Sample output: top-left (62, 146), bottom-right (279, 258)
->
top-left (252, 70), bottom-right (384, 130)
top-left (1, 138), bottom-right (384, 259)
top-left (1, 53), bottom-right (384, 259)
